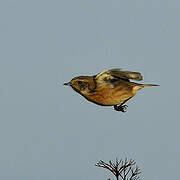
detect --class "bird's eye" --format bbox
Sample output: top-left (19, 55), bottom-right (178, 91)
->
top-left (77, 81), bottom-right (83, 85)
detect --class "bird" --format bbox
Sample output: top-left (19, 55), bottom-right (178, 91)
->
top-left (63, 68), bottom-right (159, 112)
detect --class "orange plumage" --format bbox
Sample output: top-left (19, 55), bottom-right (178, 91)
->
top-left (64, 68), bottom-right (158, 112)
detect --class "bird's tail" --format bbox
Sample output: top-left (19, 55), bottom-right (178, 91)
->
top-left (141, 84), bottom-right (159, 88)
top-left (133, 83), bottom-right (159, 92)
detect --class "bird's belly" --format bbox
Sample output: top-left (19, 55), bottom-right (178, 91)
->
top-left (86, 88), bottom-right (133, 106)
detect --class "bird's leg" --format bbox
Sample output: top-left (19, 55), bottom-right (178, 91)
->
top-left (114, 104), bottom-right (128, 112)
top-left (113, 97), bottom-right (132, 112)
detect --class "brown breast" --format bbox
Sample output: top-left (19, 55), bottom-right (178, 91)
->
top-left (85, 82), bottom-right (134, 106)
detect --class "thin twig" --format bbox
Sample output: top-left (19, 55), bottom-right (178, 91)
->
top-left (95, 158), bottom-right (141, 180)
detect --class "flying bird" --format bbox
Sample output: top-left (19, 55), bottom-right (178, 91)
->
top-left (63, 68), bottom-right (159, 112)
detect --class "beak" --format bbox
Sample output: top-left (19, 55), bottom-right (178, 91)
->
top-left (63, 82), bottom-right (70, 86)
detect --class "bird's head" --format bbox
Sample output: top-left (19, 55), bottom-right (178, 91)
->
top-left (63, 76), bottom-right (96, 95)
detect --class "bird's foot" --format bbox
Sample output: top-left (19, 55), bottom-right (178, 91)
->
top-left (114, 105), bottom-right (128, 112)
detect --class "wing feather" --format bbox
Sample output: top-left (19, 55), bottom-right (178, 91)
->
top-left (95, 68), bottom-right (143, 84)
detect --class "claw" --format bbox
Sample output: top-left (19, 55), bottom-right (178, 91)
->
top-left (122, 105), bottom-right (128, 112)
top-left (114, 104), bottom-right (128, 112)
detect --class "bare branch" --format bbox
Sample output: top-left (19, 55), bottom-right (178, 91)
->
top-left (95, 158), bottom-right (141, 180)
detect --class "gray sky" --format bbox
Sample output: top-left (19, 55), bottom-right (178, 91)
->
top-left (0, 0), bottom-right (180, 179)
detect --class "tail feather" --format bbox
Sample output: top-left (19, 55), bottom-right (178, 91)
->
top-left (133, 83), bottom-right (159, 92)
top-left (141, 84), bottom-right (159, 87)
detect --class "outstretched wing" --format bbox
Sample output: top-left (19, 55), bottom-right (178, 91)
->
top-left (95, 68), bottom-right (143, 84)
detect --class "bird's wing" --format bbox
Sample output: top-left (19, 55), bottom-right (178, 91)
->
top-left (95, 68), bottom-right (143, 84)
